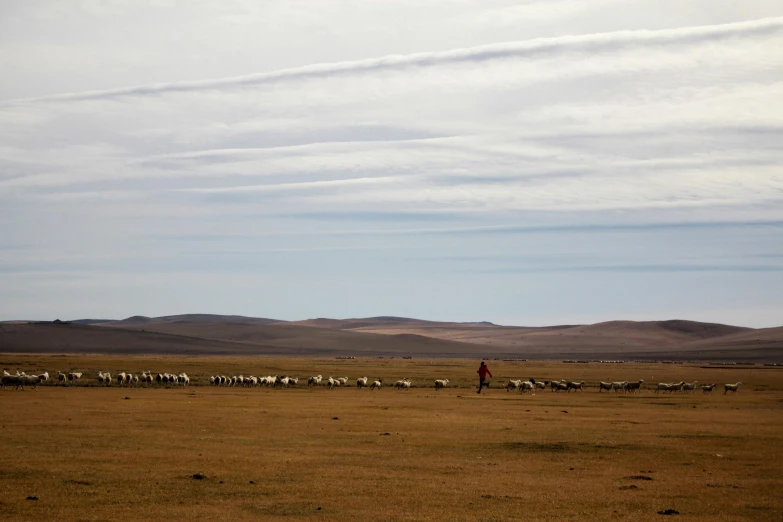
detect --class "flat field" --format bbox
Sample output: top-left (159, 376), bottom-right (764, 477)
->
top-left (1, 355), bottom-right (782, 521)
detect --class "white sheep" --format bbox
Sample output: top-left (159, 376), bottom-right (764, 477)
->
top-left (519, 380), bottom-right (535, 393)
top-left (506, 379), bottom-right (522, 392)
top-left (701, 384), bottom-right (716, 394)
top-left (308, 375), bottom-right (323, 387)
top-left (681, 381), bottom-right (699, 393)
top-left (598, 381), bottom-right (613, 392)
top-left (370, 379), bottom-right (383, 391)
top-left (357, 377), bottom-right (369, 389)
top-left (612, 381), bottom-right (628, 393)
top-left (434, 379), bottom-right (449, 391)
top-left (566, 381), bottom-right (584, 392)
top-left (723, 382), bottom-right (742, 394)
top-left (394, 378), bottom-right (411, 390)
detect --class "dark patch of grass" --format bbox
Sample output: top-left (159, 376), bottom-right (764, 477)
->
top-left (63, 479), bottom-right (92, 486)
top-left (625, 475), bottom-right (653, 481)
top-left (249, 501), bottom-right (323, 516)
top-left (492, 442), bottom-right (642, 452)
top-left (659, 433), bottom-right (740, 440)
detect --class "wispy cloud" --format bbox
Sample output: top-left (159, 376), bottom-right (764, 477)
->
top-left (3, 17), bottom-right (782, 105)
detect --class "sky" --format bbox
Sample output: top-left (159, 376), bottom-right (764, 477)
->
top-left (1, 1), bottom-right (782, 327)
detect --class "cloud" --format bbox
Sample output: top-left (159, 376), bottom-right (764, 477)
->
top-left (2, 6), bottom-right (783, 326)
top-left (3, 17), bottom-right (782, 105)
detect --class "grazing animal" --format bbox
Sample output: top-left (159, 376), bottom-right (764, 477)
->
top-left (598, 381), bottom-right (613, 392)
top-left (612, 381), bottom-right (628, 393)
top-left (434, 379), bottom-right (449, 391)
top-left (1, 374), bottom-right (21, 390)
top-left (566, 381), bottom-right (584, 392)
top-left (14, 374), bottom-right (42, 391)
top-left (519, 381), bottom-right (535, 393)
top-left (625, 380), bottom-right (645, 393)
top-left (681, 381), bottom-right (698, 393)
top-left (723, 382), bottom-right (742, 394)
top-left (394, 377), bottom-right (411, 390)
top-left (308, 375), bottom-right (323, 387)
top-left (370, 379), bottom-right (383, 391)
top-left (357, 377), bottom-right (369, 389)
top-left (701, 384), bottom-right (716, 394)
top-left (506, 379), bottom-right (523, 392)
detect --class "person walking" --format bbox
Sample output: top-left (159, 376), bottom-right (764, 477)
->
top-left (476, 361), bottom-right (492, 394)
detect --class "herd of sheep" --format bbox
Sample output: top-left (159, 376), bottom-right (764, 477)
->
top-left (512, 378), bottom-right (741, 395)
top-left (1, 369), bottom-right (743, 395)
top-left (0, 370), bottom-right (189, 390)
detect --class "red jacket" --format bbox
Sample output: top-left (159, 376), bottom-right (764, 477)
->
top-left (477, 365), bottom-right (492, 379)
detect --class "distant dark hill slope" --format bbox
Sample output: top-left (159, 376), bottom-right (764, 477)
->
top-left (341, 317), bottom-right (751, 347)
top-left (0, 322), bottom-right (258, 355)
top-left (682, 326), bottom-right (783, 351)
top-left (289, 316), bottom-right (448, 330)
top-left (0, 322), bottom-right (482, 357)
top-left (546, 320), bottom-right (750, 345)
top-left (94, 314), bottom-right (283, 327)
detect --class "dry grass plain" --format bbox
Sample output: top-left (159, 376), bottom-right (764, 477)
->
top-left (2, 355), bottom-right (783, 521)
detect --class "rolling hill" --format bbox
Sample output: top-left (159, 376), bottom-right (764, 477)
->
top-left (0, 315), bottom-right (780, 361)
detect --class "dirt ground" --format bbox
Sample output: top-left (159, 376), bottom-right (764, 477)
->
top-left (1, 356), bottom-right (782, 521)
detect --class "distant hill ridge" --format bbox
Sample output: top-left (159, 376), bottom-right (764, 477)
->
top-left (1, 314), bottom-right (779, 361)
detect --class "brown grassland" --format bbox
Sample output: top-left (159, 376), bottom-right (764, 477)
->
top-left (1, 354), bottom-right (782, 521)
